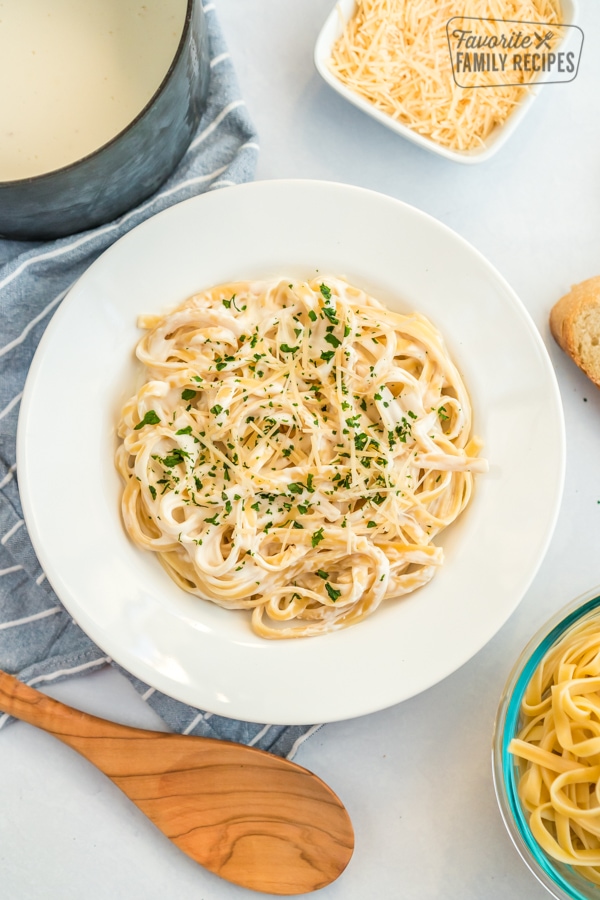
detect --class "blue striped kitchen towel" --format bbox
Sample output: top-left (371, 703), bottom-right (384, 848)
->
top-left (0, 4), bottom-right (319, 760)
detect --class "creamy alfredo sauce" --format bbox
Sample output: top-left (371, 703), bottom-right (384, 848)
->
top-left (0, 0), bottom-right (187, 180)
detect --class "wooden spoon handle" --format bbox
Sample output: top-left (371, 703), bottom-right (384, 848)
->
top-left (0, 668), bottom-right (136, 742)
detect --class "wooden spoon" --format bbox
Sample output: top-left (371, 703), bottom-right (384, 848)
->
top-left (0, 669), bottom-right (353, 895)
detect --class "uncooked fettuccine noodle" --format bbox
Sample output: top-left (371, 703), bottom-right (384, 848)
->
top-left (116, 276), bottom-right (486, 638)
top-left (509, 613), bottom-right (600, 884)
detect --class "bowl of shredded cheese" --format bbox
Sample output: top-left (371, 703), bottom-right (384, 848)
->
top-left (494, 587), bottom-right (600, 899)
top-left (315, 0), bottom-right (578, 163)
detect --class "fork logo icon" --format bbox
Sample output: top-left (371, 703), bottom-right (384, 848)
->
top-left (535, 30), bottom-right (554, 49)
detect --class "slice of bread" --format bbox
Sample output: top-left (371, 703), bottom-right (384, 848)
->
top-left (550, 276), bottom-right (600, 388)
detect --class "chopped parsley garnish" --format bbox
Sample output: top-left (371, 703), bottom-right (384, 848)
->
top-left (288, 482), bottom-right (304, 494)
top-left (134, 410), bottom-right (161, 430)
top-left (159, 448), bottom-right (190, 467)
top-left (325, 583), bottom-right (341, 602)
top-left (204, 514), bottom-right (220, 525)
top-left (222, 293), bottom-right (243, 312)
top-left (367, 520), bottom-right (377, 528)
top-left (324, 333), bottom-right (341, 349)
top-left (308, 310), bottom-right (317, 322)
top-left (320, 350), bottom-right (335, 362)
top-left (210, 404), bottom-right (223, 416)
top-left (149, 485), bottom-right (157, 500)
top-left (316, 569), bottom-right (329, 579)
top-left (280, 343), bottom-right (299, 354)
top-left (181, 389), bottom-right (197, 401)
top-left (354, 433), bottom-right (369, 451)
top-left (319, 283), bottom-right (332, 300)
top-left (176, 425), bottom-right (193, 435)
top-left (311, 527), bottom-right (325, 547)
top-left (395, 418), bottom-right (413, 443)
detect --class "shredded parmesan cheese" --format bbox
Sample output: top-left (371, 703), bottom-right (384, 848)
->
top-left (330, 0), bottom-right (563, 151)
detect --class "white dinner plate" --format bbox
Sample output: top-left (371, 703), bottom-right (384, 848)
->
top-left (18, 180), bottom-right (565, 725)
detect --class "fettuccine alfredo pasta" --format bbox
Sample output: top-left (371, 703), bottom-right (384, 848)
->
top-left (116, 277), bottom-right (485, 638)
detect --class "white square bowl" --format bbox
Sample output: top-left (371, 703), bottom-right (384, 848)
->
top-left (314, 0), bottom-right (579, 164)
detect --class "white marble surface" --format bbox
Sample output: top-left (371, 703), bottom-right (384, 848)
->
top-left (2, 1), bottom-right (600, 897)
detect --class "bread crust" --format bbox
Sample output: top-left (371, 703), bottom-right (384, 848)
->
top-left (549, 276), bottom-right (600, 388)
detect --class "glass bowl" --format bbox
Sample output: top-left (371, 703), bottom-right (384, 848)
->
top-left (493, 587), bottom-right (600, 899)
